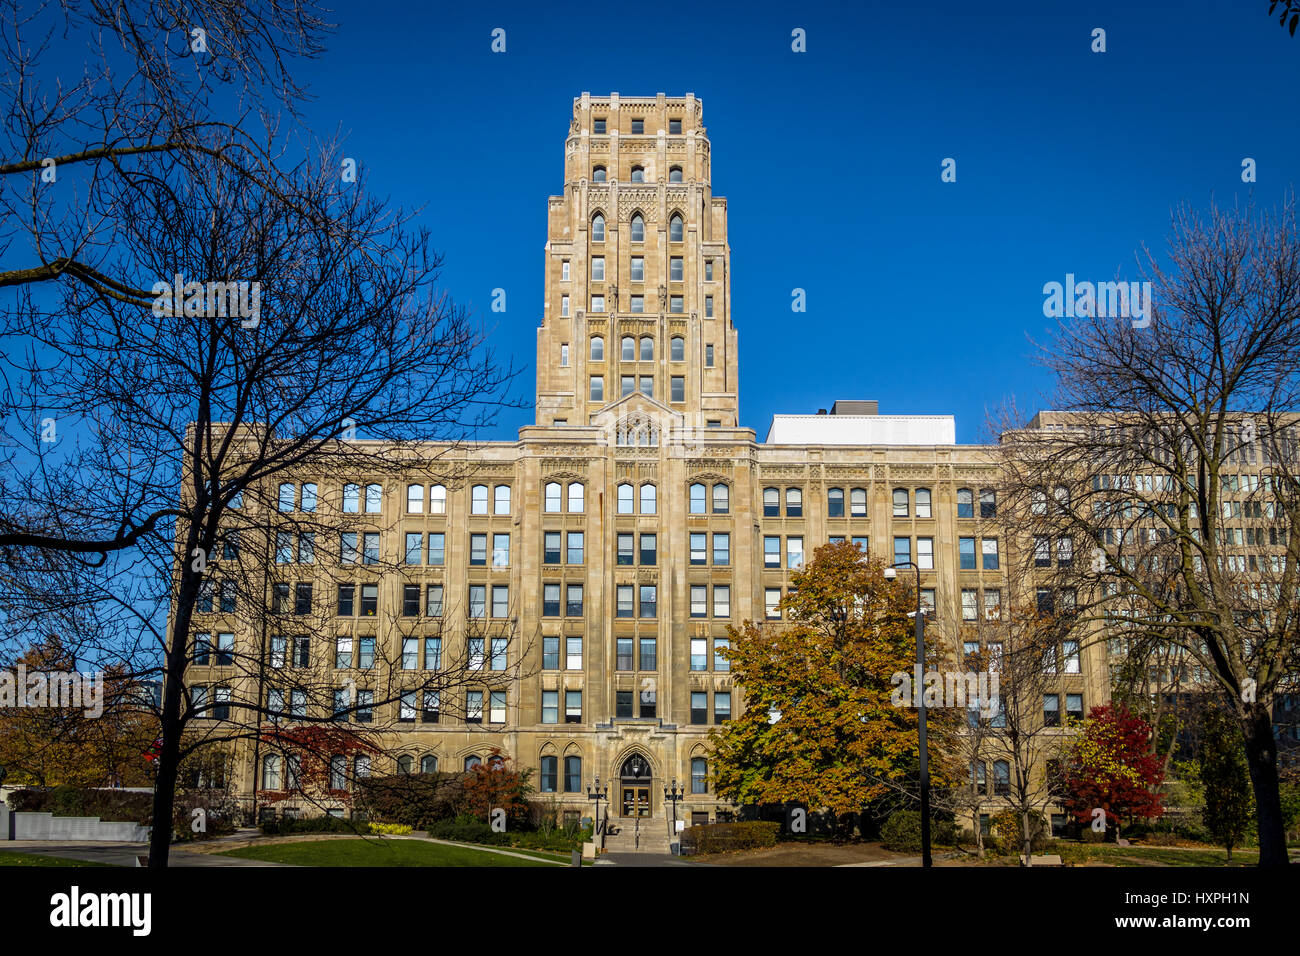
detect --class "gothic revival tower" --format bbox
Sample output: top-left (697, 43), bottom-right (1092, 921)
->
top-left (534, 93), bottom-right (740, 431)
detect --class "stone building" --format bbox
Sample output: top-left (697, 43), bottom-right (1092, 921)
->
top-left (194, 93), bottom-right (1113, 835)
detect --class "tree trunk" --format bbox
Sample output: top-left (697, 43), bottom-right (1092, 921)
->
top-left (1241, 705), bottom-right (1288, 867)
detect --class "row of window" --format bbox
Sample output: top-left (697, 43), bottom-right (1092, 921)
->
top-left (590, 116), bottom-right (685, 135)
top-left (562, 256), bottom-right (717, 283)
top-left (589, 212), bottom-right (684, 244)
top-left (588, 166), bottom-right (685, 184)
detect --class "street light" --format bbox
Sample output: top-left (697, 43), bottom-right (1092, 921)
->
top-left (586, 776), bottom-right (609, 844)
top-left (664, 778), bottom-right (685, 838)
top-left (884, 560), bottom-right (932, 868)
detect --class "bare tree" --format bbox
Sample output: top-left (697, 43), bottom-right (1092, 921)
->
top-left (995, 197), bottom-right (1300, 866)
top-left (0, 3), bottom-right (519, 866)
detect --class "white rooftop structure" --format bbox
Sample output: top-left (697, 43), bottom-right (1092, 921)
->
top-left (765, 401), bottom-right (956, 445)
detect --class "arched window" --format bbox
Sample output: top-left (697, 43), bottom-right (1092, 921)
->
top-left (286, 754), bottom-right (301, 790)
top-left (993, 760), bottom-right (1010, 796)
top-left (1031, 490), bottom-right (1048, 516)
top-left (420, 754), bottom-right (438, 774)
top-left (354, 754), bottom-right (371, 779)
top-left (329, 754), bottom-right (346, 790)
top-left (429, 484), bottom-right (447, 515)
top-left (540, 755), bottom-right (558, 793)
top-left (544, 481), bottom-right (562, 513)
top-left (567, 482), bottom-right (585, 514)
top-left (617, 483), bottom-right (634, 514)
top-left (471, 484), bottom-right (489, 514)
top-left (262, 754), bottom-right (282, 790)
top-left (397, 754), bottom-right (414, 775)
top-left (981, 488), bottom-right (997, 518)
top-left (639, 336), bottom-right (653, 361)
top-left (630, 214), bottom-right (645, 242)
top-left (1053, 485), bottom-right (1070, 512)
top-left (342, 482), bottom-right (359, 513)
top-left (892, 488), bottom-right (909, 517)
top-left (785, 487), bottom-right (803, 517)
top-left (592, 166), bottom-right (606, 183)
top-left (591, 212), bottom-right (605, 241)
top-left (621, 336), bottom-right (635, 361)
top-left (494, 484), bottom-right (511, 515)
top-left (640, 483), bottom-right (657, 514)
top-left (827, 487), bottom-right (844, 517)
top-left (564, 755), bottom-right (582, 792)
top-left (689, 482), bottom-right (707, 514)
top-left (915, 488), bottom-right (932, 518)
top-left (691, 757), bottom-right (708, 794)
top-left (763, 487), bottom-right (780, 517)
top-left (712, 483), bottom-right (729, 514)
top-left (464, 755), bottom-right (482, 771)
top-left (670, 336), bottom-right (685, 361)
top-left (669, 213), bottom-right (683, 242)
top-left (957, 488), bottom-right (974, 518)
top-left (630, 165), bottom-right (645, 183)
top-left (364, 483), bottom-right (382, 513)
top-left (669, 166), bottom-right (683, 183)
top-left (407, 483), bottom-right (423, 514)
top-left (590, 336), bottom-right (604, 361)
top-left (487, 754), bottom-right (505, 770)
top-left (850, 487), bottom-right (867, 516)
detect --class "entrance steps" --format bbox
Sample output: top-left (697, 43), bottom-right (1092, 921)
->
top-left (602, 816), bottom-right (674, 854)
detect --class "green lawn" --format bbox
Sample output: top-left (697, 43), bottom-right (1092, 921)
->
top-left (220, 837), bottom-right (572, 867)
top-left (0, 850), bottom-right (113, 867)
top-left (1057, 843), bottom-right (1266, 867)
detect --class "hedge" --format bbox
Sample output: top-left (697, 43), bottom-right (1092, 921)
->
top-left (680, 821), bottom-right (780, 854)
top-left (881, 811), bottom-right (923, 852)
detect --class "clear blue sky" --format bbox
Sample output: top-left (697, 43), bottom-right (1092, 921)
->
top-left (291, 0), bottom-right (1300, 443)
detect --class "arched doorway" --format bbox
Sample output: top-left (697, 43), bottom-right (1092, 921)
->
top-left (619, 752), bottom-right (653, 817)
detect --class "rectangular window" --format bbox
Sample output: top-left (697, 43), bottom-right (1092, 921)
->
top-left (671, 376), bottom-right (685, 403)
top-left (422, 690), bottom-right (440, 723)
top-left (621, 375), bottom-right (634, 397)
top-left (298, 533), bottom-right (314, 564)
top-left (493, 533), bottom-right (510, 568)
top-left (426, 585), bottom-right (443, 618)
top-left (690, 585), bottom-right (707, 618)
top-left (670, 296), bottom-right (683, 313)
top-left (639, 637), bottom-right (657, 671)
top-left (468, 585), bottom-right (486, 619)
top-left (616, 690), bottom-right (634, 718)
top-left (295, 583), bottom-right (313, 615)
top-left (983, 589), bottom-right (1001, 621)
top-left (640, 533), bottom-right (657, 566)
top-left (705, 295), bottom-right (714, 317)
top-left (639, 585), bottom-right (657, 618)
top-left (690, 532), bottom-right (707, 565)
top-left (566, 636), bottom-right (583, 670)
top-left (690, 638), bottom-right (707, 671)
top-left (763, 536), bottom-right (780, 568)
top-left (631, 118), bottom-right (644, 134)
top-left (959, 537), bottom-right (976, 570)
top-left (1034, 536), bottom-right (1051, 567)
top-left (1043, 693), bottom-right (1061, 728)
top-left (542, 636), bottom-right (560, 670)
top-left (639, 376), bottom-right (653, 398)
top-left (1063, 640), bottom-right (1080, 674)
top-left (591, 257), bottom-right (604, 280)
top-left (567, 531), bottom-right (584, 565)
top-left (765, 588), bottom-right (782, 619)
top-left (490, 691), bottom-right (506, 724)
top-left (359, 584), bottom-right (378, 616)
top-left (590, 376), bottom-right (604, 401)
top-left (982, 538), bottom-right (999, 570)
top-left (543, 583), bottom-right (561, 617)
top-left (616, 637), bottom-right (634, 671)
top-left (544, 531), bottom-right (561, 565)
top-left (713, 585), bottom-right (731, 618)
top-left (428, 533), bottom-right (445, 566)
top-left (466, 691), bottom-right (483, 723)
top-left (630, 256), bottom-right (644, 281)
top-left (640, 684), bottom-right (657, 719)
top-left (560, 294), bottom-right (569, 316)
top-left (337, 584), bottom-right (354, 617)
top-left (691, 691), bottom-right (708, 724)
top-left (300, 484), bottom-right (316, 511)
top-left (630, 295), bottom-right (644, 313)
top-left (565, 690), bottom-right (582, 724)
top-left (1066, 693), bottom-right (1084, 722)
top-left (424, 636), bottom-right (441, 670)
top-left (921, 588), bottom-right (936, 616)
top-left (402, 637), bottom-right (418, 670)
top-left (492, 585), bottom-right (510, 619)
top-left (566, 584), bottom-right (584, 617)
top-left (542, 690), bottom-right (558, 724)
top-left (591, 295), bottom-right (604, 313)
top-left (616, 585), bottom-right (634, 618)
top-left (560, 343), bottom-right (570, 366)
top-left (358, 636), bottom-right (375, 669)
top-left (714, 638), bottom-right (731, 672)
top-left (470, 533), bottom-right (487, 566)
top-left (705, 344), bottom-right (714, 367)
top-left (362, 532), bottom-right (379, 565)
top-left (404, 532), bottom-right (422, 565)
top-left (709, 532), bottom-right (730, 566)
top-left (670, 257), bottom-right (683, 281)
top-left (961, 589), bottom-right (978, 621)
top-left (714, 691), bottom-right (731, 724)
top-left (618, 533), bottom-right (634, 566)
top-left (893, 536), bottom-right (910, 566)
top-left (787, 536), bottom-right (804, 569)
top-left (670, 119), bottom-right (682, 134)
top-left (917, 537), bottom-right (934, 570)
top-left (402, 584), bottom-right (420, 617)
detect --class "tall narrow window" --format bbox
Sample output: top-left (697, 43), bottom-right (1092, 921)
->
top-left (590, 336), bottom-right (604, 361)
top-left (763, 487), bottom-right (779, 517)
top-left (617, 482), bottom-right (634, 514)
top-left (669, 213), bottom-right (683, 242)
top-left (592, 212), bottom-right (605, 240)
top-left (689, 482), bottom-right (706, 514)
top-left (827, 487), bottom-right (844, 517)
top-left (786, 488), bottom-right (803, 517)
top-left (640, 483), bottom-right (657, 514)
top-left (429, 484), bottom-right (446, 514)
top-left (640, 336), bottom-right (654, 361)
top-left (407, 484), bottom-right (423, 514)
top-left (712, 483), bottom-right (729, 514)
top-left (915, 488), bottom-right (932, 518)
top-left (471, 484), bottom-right (488, 514)
top-left (630, 214), bottom-right (645, 242)
top-left (545, 482), bottom-right (562, 513)
top-left (494, 485), bottom-right (511, 515)
top-left (956, 488), bottom-right (973, 518)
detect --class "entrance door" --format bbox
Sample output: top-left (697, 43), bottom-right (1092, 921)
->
top-left (618, 753), bottom-right (653, 817)
top-left (622, 786), bottom-right (651, 817)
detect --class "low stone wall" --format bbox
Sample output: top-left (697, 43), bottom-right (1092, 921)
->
top-left (1, 805), bottom-right (149, 842)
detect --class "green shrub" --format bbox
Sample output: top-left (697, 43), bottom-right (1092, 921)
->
top-left (880, 811), bottom-right (923, 852)
top-left (368, 822), bottom-right (413, 836)
top-left (260, 814), bottom-right (360, 836)
top-left (8, 786), bottom-right (153, 824)
top-left (355, 772), bottom-right (466, 829)
top-left (680, 821), bottom-right (779, 854)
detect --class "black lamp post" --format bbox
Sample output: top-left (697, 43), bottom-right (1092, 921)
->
top-left (664, 778), bottom-right (685, 837)
top-left (885, 560), bottom-right (932, 868)
top-left (586, 776), bottom-right (608, 836)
